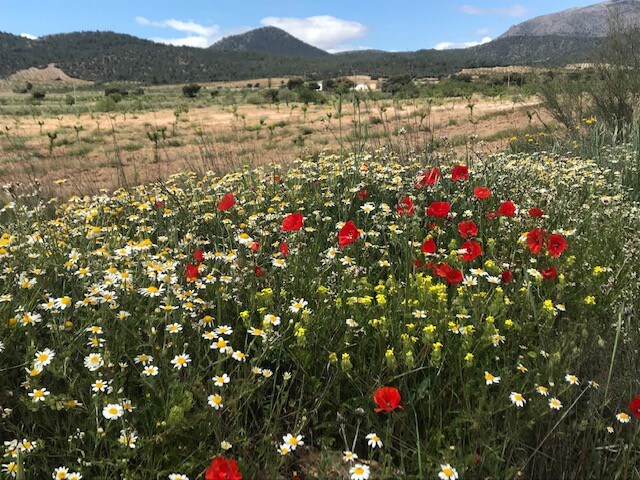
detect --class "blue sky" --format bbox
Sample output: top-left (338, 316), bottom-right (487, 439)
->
top-left (1, 0), bottom-right (600, 52)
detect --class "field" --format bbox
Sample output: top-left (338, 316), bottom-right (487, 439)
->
top-left (1, 79), bottom-right (639, 480)
top-left (0, 81), bottom-right (541, 198)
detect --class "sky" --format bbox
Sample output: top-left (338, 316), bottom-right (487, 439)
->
top-left (0, 0), bottom-right (602, 53)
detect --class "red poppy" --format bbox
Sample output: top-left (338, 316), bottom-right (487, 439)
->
top-left (282, 213), bottom-right (304, 231)
top-left (495, 201), bottom-right (516, 217)
top-left (416, 167), bottom-right (440, 188)
top-left (279, 241), bottom-right (289, 257)
top-left (434, 263), bottom-right (463, 284)
top-left (426, 201), bottom-right (451, 218)
top-left (397, 196), bottom-right (415, 216)
top-left (186, 263), bottom-right (199, 281)
top-left (356, 189), bottom-right (368, 199)
top-left (193, 249), bottom-right (204, 263)
top-left (459, 240), bottom-right (482, 261)
top-left (206, 457), bottom-right (242, 480)
top-left (339, 221), bottom-right (359, 247)
top-left (501, 269), bottom-right (513, 283)
top-left (526, 228), bottom-right (545, 254)
top-left (433, 263), bottom-right (448, 278)
top-left (528, 207), bottom-right (544, 218)
top-left (458, 221), bottom-right (478, 238)
top-left (250, 242), bottom-right (260, 252)
top-left (373, 386), bottom-right (403, 413)
top-left (254, 266), bottom-right (264, 277)
top-left (446, 267), bottom-right (463, 284)
top-left (154, 200), bottom-right (164, 208)
top-left (421, 238), bottom-right (437, 254)
top-left (547, 234), bottom-right (568, 258)
top-left (541, 266), bottom-right (557, 279)
top-left (414, 259), bottom-right (423, 268)
top-left (629, 396), bottom-right (640, 419)
top-left (451, 165), bottom-right (469, 182)
top-left (218, 193), bottom-right (235, 211)
top-left (474, 187), bottom-right (491, 200)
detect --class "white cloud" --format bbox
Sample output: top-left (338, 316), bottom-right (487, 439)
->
top-left (151, 36), bottom-right (211, 48)
top-left (20, 33), bottom-right (38, 40)
top-left (135, 16), bottom-right (151, 26)
top-left (135, 16), bottom-right (226, 47)
top-left (459, 5), bottom-right (484, 15)
top-left (327, 45), bottom-right (371, 54)
top-left (458, 4), bottom-right (529, 17)
top-left (475, 28), bottom-right (491, 35)
top-left (433, 36), bottom-right (492, 50)
top-left (162, 19), bottom-right (217, 37)
top-left (498, 5), bottom-right (529, 17)
top-left (260, 15), bottom-right (367, 52)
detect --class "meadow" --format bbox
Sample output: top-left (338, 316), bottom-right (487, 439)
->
top-left (0, 76), bottom-right (639, 480)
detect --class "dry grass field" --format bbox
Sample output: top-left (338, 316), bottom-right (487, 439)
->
top-left (0, 90), bottom-right (543, 198)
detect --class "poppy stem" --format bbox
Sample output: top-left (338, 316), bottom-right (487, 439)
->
top-left (414, 409), bottom-right (423, 478)
top-left (351, 417), bottom-right (362, 452)
top-left (605, 304), bottom-right (624, 400)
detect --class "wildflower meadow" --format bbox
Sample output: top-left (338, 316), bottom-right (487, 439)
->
top-left (1, 148), bottom-right (639, 479)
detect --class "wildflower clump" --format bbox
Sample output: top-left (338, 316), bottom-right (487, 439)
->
top-left (0, 149), bottom-right (638, 478)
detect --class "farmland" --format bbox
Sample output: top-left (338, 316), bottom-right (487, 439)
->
top-left (0, 79), bottom-right (543, 198)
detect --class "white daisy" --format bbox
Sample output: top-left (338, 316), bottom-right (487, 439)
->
top-left (549, 398), bottom-right (563, 410)
top-left (510, 392), bottom-right (526, 407)
top-left (282, 433), bottom-right (304, 450)
top-left (102, 403), bottom-right (124, 420)
top-left (484, 371), bottom-right (501, 385)
top-left (438, 464), bottom-right (459, 480)
top-left (171, 354), bottom-right (191, 370)
top-left (350, 463), bottom-right (370, 480)
top-left (366, 432), bottom-right (383, 448)
top-left (208, 394), bottom-right (223, 410)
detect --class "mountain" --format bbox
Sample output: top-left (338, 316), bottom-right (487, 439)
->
top-left (210, 26), bottom-right (328, 57)
top-left (500, 0), bottom-right (640, 38)
top-left (0, 30), bottom-right (602, 84)
top-left (0, 31), bottom-right (278, 83)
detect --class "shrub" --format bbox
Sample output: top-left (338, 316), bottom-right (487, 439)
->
top-left (538, 9), bottom-right (640, 134)
top-left (286, 78), bottom-right (304, 90)
top-left (182, 84), bottom-right (202, 98)
top-left (105, 87), bottom-right (129, 97)
top-left (94, 95), bottom-right (118, 112)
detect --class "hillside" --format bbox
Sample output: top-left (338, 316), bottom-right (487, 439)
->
top-left (0, 63), bottom-right (93, 92)
top-left (210, 26), bottom-right (328, 57)
top-left (500, 0), bottom-right (640, 38)
top-left (0, 31), bottom-right (603, 84)
top-left (6, 64), bottom-right (92, 85)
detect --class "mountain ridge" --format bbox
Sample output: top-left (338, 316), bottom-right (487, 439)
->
top-left (1, 0), bottom-right (620, 86)
top-left (210, 26), bottom-right (329, 57)
top-left (500, 0), bottom-right (640, 38)
top-left (0, 31), bottom-right (603, 84)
